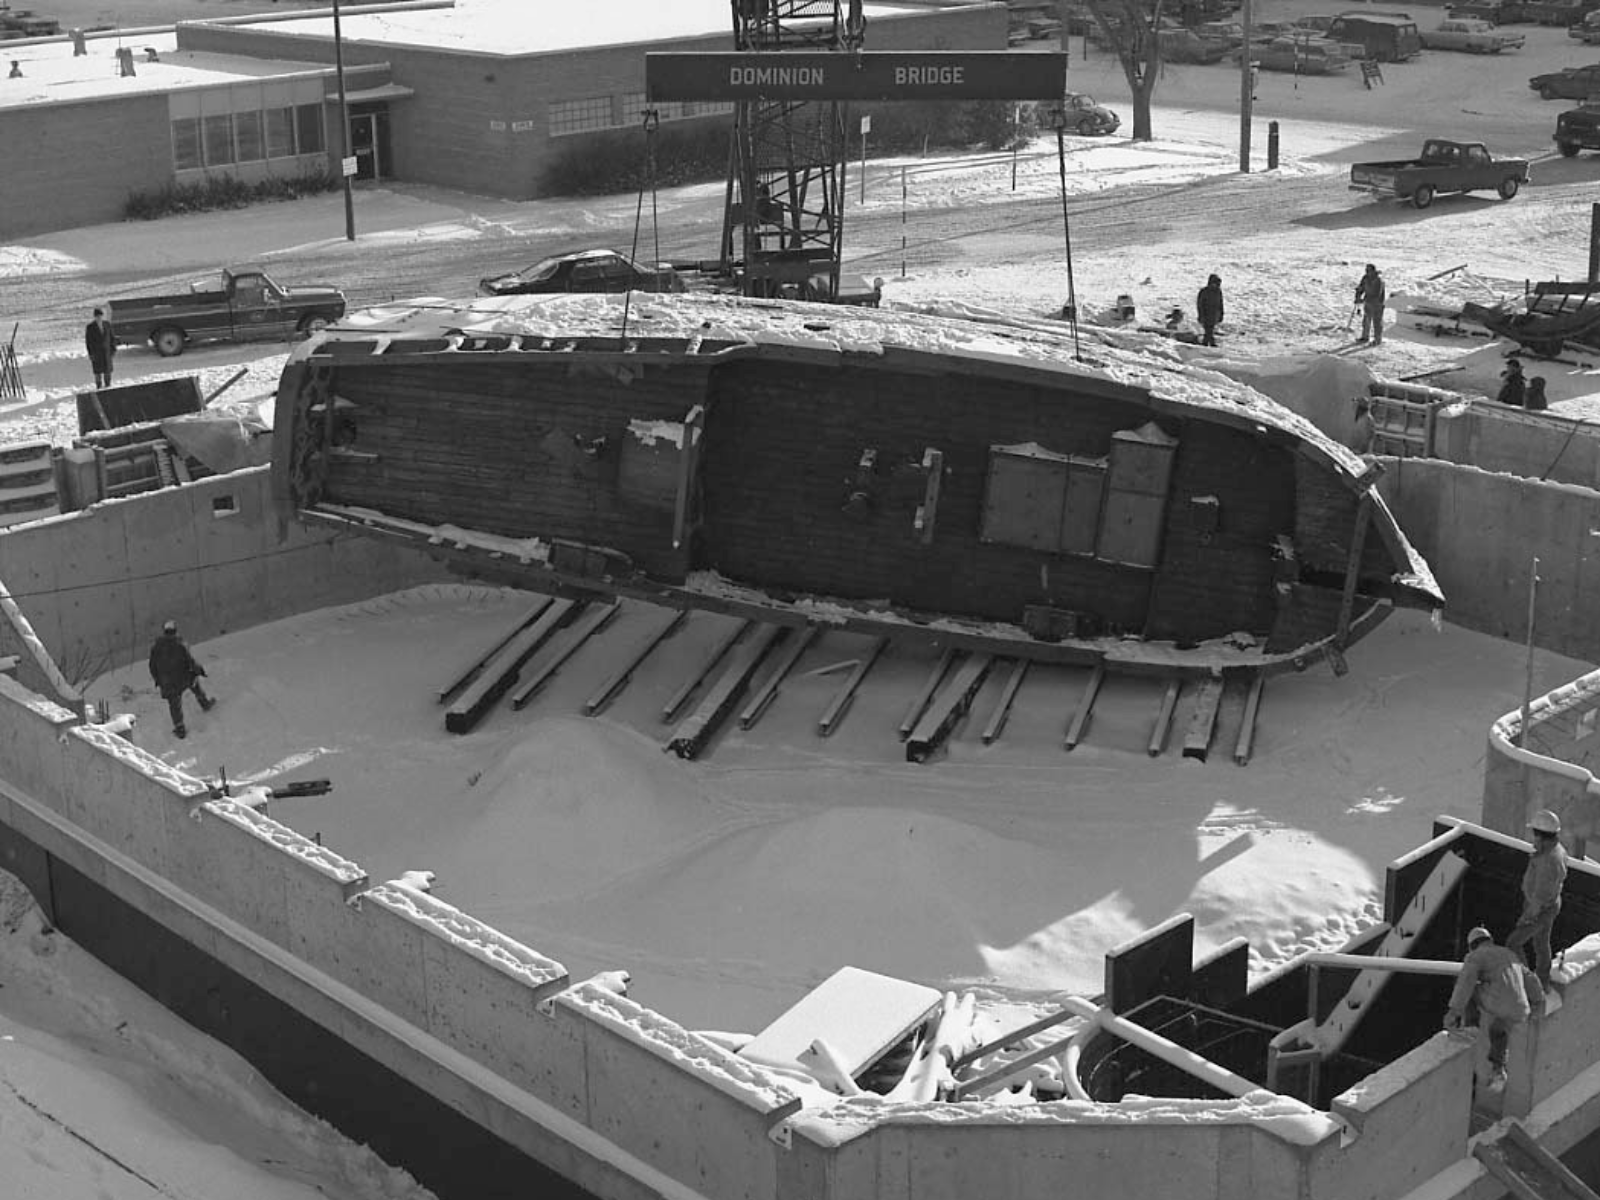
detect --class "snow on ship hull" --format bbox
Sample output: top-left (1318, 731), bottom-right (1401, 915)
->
top-left (270, 292), bottom-right (1441, 673)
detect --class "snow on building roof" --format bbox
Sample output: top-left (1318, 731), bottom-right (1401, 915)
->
top-left (0, 34), bottom-right (332, 110)
top-left (221, 0), bottom-right (968, 57)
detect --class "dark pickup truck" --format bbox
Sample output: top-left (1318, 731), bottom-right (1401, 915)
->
top-left (1555, 102), bottom-right (1600, 154)
top-left (1348, 138), bottom-right (1530, 209)
top-left (109, 266), bottom-right (347, 357)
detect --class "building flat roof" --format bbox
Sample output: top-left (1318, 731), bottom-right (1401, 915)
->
top-left (0, 33), bottom-right (332, 110)
top-left (228, 0), bottom-right (961, 57)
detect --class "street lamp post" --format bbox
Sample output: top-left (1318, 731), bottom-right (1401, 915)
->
top-left (333, 0), bottom-right (356, 241)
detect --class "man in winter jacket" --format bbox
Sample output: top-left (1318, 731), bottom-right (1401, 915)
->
top-left (1507, 809), bottom-right (1569, 988)
top-left (1446, 926), bottom-right (1546, 1089)
top-left (148, 619), bottom-right (214, 739)
top-left (1355, 264), bottom-right (1386, 345)
top-left (85, 307), bottom-right (117, 389)
top-left (1196, 274), bottom-right (1224, 347)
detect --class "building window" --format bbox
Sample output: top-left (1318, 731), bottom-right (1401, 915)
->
top-left (235, 109), bottom-right (264, 162)
top-left (549, 95), bottom-right (613, 136)
top-left (265, 107), bottom-right (295, 157)
top-left (202, 113), bottom-right (235, 166)
top-left (172, 117), bottom-right (202, 170)
top-left (295, 103), bottom-right (325, 153)
top-left (618, 91), bottom-right (647, 125)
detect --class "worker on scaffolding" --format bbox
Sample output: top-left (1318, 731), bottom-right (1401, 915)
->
top-left (1507, 809), bottom-right (1569, 990)
top-left (1445, 926), bottom-right (1546, 1091)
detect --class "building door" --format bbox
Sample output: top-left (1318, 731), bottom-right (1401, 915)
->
top-left (348, 107), bottom-right (391, 181)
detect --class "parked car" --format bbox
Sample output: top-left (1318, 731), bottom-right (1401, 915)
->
top-left (1291, 13), bottom-right (1340, 32)
top-left (1554, 100), bottom-right (1600, 152)
top-left (1157, 26), bottom-right (1231, 62)
top-left (1421, 17), bottom-right (1526, 50)
top-left (1327, 11), bottom-right (1424, 61)
top-left (1252, 35), bottom-right (1354, 72)
top-left (478, 248), bottom-right (685, 297)
top-left (108, 266), bottom-right (346, 358)
top-left (1529, 61), bottom-right (1600, 98)
top-left (1057, 92), bottom-right (1121, 135)
top-left (1446, 0), bottom-right (1525, 22)
top-left (1349, 138), bottom-right (1530, 208)
top-left (1571, 9), bottom-right (1600, 39)
top-left (1523, 0), bottom-right (1589, 25)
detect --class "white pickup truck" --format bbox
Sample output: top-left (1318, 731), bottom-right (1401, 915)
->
top-left (1421, 17), bottom-right (1527, 51)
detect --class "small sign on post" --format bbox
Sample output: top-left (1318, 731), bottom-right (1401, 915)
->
top-left (860, 113), bottom-right (871, 202)
top-left (341, 155), bottom-right (359, 177)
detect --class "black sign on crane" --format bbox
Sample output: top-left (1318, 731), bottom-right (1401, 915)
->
top-left (646, 51), bottom-right (1068, 103)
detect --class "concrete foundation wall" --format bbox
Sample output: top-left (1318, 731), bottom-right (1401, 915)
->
top-left (1433, 404), bottom-right (1600, 493)
top-left (1480, 672), bottom-right (1600, 849)
top-left (0, 466), bottom-right (444, 689)
top-left (1374, 457), bottom-right (1600, 662)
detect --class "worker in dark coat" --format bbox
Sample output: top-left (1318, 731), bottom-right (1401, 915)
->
top-left (1355, 264), bottom-right (1386, 345)
top-left (1196, 274), bottom-right (1224, 347)
top-left (85, 307), bottom-right (117, 389)
top-left (1525, 376), bottom-right (1549, 412)
top-left (1507, 808), bottom-right (1569, 988)
top-left (1445, 926), bottom-right (1545, 1090)
top-left (1497, 357), bottom-right (1526, 407)
top-left (148, 619), bottom-right (214, 739)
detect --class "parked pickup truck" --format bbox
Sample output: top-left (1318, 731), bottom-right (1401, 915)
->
top-left (1421, 18), bottom-right (1526, 51)
top-left (1348, 139), bottom-right (1530, 209)
top-left (1555, 102), bottom-right (1600, 154)
top-left (109, 266), bottom-right (347, 357)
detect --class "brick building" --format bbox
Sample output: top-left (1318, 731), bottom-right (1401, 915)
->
top-left (0, 0), bottom-right (1008, 239)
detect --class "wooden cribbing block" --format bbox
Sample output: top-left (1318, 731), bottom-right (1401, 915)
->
top-left (1063, 662), bottom-right (1105, 750)
top-left (980, 658), bottom-right (1028, 745)
top-left (662, 617), bottom-right (750, 723)
top-left (444, 599), bottom-right (573, 733)
top-left (583, 608), bottom-right (686, 715)
top-left (1183, 675), bottom-right (1224, 761)
top-left (511, 600), bottom-right (621, 709)
top-left (906, 652), bottom-right (992, 762)
top-left (818, 637), bottom-right (887, 737)
top-left (738, 624), bottom-right (817, 730)
top-left (1149, 678), bottom-right (1181, 756)
top-left (666, 623), bottom-right (785, 759)
top-left (437, 596), bottom-right (551, 703)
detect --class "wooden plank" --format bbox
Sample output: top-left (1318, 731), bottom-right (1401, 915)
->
top-left (906, 652), bottom-right (993, 762)
top-left (583, 608), bottom-right (686, 715)
top-left (914, 447), bottom-right (942, 544)
top-left (1063, 663), bottom-right (1105, 751)
top-left (445, 598), bottom-right (574, 733)
top-left (438, 597), bottom-right (552, 703)
top-left (899, 648), bottom-right (956, 740)
top-left (737, 624), bottom-right (817, 730)
top-left (818, 637), bottom-right (887, 737)
top-left (662, 617), bottom-right (751, 723)
top-left (666, 622), bottom-right (786, 758)
top-left (671, 404), bottom-right (704, 550)
top-left (954, 1033), bottom-right (1077, 1101)
top-left (737, 966), bottom-right (940, 1076)
top-left (980, 658), bottom-right (1028, 745)
top-left (1233, 673), bottom-right (1266, 765)
top-left (949, 1004), bottom-right (1077, 1073)
top-left (1335, 495), bottom-right (1373, 650)
top-left (1182, 675), bottom-right (1224, 761)
top-left (510, 600), bottom-right (621, 709)
top-left (1148, 677), bottom-right (1181, 756)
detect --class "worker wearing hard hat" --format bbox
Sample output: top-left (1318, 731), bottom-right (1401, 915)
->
top-left (1445, 926), bottom-right (1545, 1092)
top-left (1506, 809), bottom-right (1569, 989)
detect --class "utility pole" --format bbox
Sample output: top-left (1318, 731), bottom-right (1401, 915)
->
top-left (333, 0), bottom-right (356, 241)
top-left (1239, 0), bottom-right (1253, 173)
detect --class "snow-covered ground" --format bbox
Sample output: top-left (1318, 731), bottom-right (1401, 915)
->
top-left (5, 8), bottom-right (1600, 1196)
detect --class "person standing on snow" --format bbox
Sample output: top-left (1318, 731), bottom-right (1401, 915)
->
top-left (1507, 809), bottom-right (1569, 988)
top-left (1196, 274), bottom-right (1224, 347)
top-left (1355, 264), bottom-right (1386, 345)
top-left (1445, 926), bottom-right (1545, 1090)
top-left (85, 307), bottom-right (117, 390)
top-left (1497, 357), bottom-right (1526, 408)
top-left (148, 619), bottom-right (215, 740)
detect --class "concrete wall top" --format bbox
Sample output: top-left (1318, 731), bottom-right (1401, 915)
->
top-left (201, 795), bottom-right (366, 887)
top-left (72, 721), bottom-right (210, 801)
top-left (366, 880), bottom-right (566, 989)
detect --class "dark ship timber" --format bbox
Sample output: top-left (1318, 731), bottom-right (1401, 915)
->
top-left (270, 292), bottom-right (1441, 674)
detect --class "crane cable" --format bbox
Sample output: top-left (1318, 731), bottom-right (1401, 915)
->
top-left (623, 107), bottom-right (663, 343)
top-left (1056, 120), bottom-right (1082, 362)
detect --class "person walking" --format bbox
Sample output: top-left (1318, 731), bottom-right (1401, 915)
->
top-left (85, 307), bottom-right (117, 389)
top-left (1445, 926), bottom-right (1546, 1091)
top-left (1196, 274), bottom-right (1224, 347)
top-left (1497, 357), bottom-right (1526, 407)
top-left (148, 619), bottom-right (214, 739)
top-left (1355, 264), bottom-right (1386, 345)
top-left (1525, 376), bottom-right (1549, 412)
top-left (1507, 809), bottom-right (1569, 988)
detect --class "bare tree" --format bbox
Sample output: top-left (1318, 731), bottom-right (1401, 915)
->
top-left (1064, 0), bottom-right (1167, 142)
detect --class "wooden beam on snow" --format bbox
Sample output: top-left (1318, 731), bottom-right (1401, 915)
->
top-left (1148, 677), bottom-right (1181, 757)
top-left (818, 637), bottom-right (887, 737)
top-left (510, 600), bottom-right (621, 709)
top-left (899, 648), bottom-right (956, 740)
top-left (1182, 675), bottom-right (1224, 761)
top-left (906, 652), bottom-right (993, 762)
top-left (1063, 662), bottom-right (1105, 751)
top-left (662, 617), bottom-right (750, 723)
top-left (584, 608), bottom-right (686, 715)
top-left (445, 598), bottom-right (574, 733)
top-left (980, 658), bottom-right (1029, 745)
top-left (1233, 673), bottom-right (1265, 765)
top-left (738, 624), bottom-right (818, 730)
top-left (667, 622), bottom-right (786, 758)
top-left (437, 596), bottom-right (552, 703)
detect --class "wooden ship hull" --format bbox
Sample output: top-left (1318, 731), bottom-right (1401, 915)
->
top-left (270, 292), bottom-right (1441, 675)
